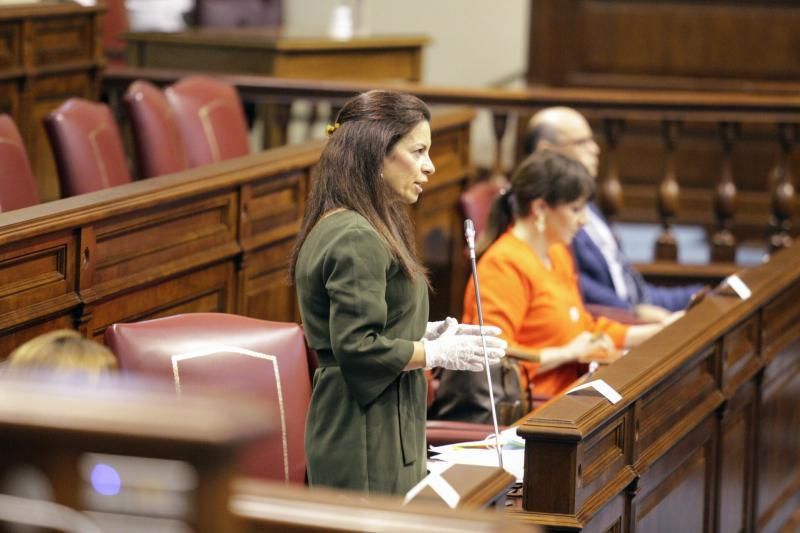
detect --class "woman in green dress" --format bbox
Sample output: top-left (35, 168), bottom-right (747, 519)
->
top-left (289, 90), bottom-right (506, 495)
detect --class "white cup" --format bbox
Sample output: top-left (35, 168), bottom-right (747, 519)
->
top-left (328, 4), bottom-right (353, 40)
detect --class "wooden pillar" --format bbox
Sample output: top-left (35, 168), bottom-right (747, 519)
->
top-left (767, 123), bottom-right (797, 253)
top-left (711, 122), bottom-right (739, 262)
top-left (599, 118), bottom-right (625, 221)
top-left (490, 110), bottom-right (509, 184)
top-left (655, 120), bottom-right (681, 261)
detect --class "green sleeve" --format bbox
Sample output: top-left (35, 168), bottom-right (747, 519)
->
top-left (322, 226), bottom-right (415, 407)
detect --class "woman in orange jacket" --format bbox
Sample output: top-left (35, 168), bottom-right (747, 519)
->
top-left (430, 150), bottom-right (681, 422)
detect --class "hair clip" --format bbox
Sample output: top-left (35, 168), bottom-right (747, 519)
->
top-left (325, 122), bottom-right (341, 137)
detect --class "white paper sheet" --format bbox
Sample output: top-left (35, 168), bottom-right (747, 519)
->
top-left (566, 378), bottom-right (622, 404)
top-left (725, 274), bottom-right (752, 300)
top-left (427, 427), bottom-right (526, 482)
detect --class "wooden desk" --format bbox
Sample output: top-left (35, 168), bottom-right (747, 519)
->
top-left (514, 245), bottom-right (800, 532)
top-left (124, 29), bottom-right (428, 82)
top-left (0, 377), bottom-right (270, 532)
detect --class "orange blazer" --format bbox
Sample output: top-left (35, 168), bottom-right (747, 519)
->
top-left (462, 230), bottom-right (628, 398)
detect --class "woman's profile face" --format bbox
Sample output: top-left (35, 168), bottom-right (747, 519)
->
top-left (382, 121), bottom-right (435, 204)
top-left (545, 198), bottom-right (589, 245)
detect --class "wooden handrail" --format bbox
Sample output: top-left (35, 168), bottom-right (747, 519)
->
top-left (104, 66), bottom-right (800, 121)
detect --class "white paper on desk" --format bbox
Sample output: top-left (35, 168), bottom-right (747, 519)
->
top-left (429, 448), bottom-right (525, 482)
top-left (724, 274), bottom-right (752, 300)
top-left (403, 464), bottom-right (460, 508)
top-left (428, 427), bottom-right (523, 455)
top-left (566, 379), bottom-right (622, 404)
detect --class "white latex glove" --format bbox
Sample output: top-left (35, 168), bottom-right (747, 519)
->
top-left (423, 317), bottom-right (502, 341)
top-left (422, 334), bottom-right (507, 372)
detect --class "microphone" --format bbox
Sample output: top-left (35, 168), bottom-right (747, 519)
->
top-left (464, 219), bottom-right (503, 469)
top-left (464, 219), bottom-right (477, 261)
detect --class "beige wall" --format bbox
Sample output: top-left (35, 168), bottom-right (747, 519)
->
top-left (285, 1), bottom-right (530, 168)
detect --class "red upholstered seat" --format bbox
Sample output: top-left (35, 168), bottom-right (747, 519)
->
top-left (459, 180), bottom-right (506, 239)
top-left (165, 76), bottom-right (250, 167)
top-left (101, 0), bottom-right (129, 66)
top-left (0, 114), bottom-right (39, 211)
top-left (124, 80), bottom-right (189, 178)
top-left (104, 313), bottom-right (312, 484)
top-left (44, 99), bottom-right (132, 197)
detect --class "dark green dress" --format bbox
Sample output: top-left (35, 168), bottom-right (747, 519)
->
top-left (294, 210), bottom-right (428, 495)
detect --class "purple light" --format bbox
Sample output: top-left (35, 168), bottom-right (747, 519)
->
top-left (90, 463), bottom-right (121, 496)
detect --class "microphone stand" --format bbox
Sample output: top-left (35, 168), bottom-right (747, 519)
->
top-left (464, 219), bottom-right (503, 469)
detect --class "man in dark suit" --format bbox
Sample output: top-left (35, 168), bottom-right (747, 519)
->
top-left (526, 107), bottom-right (701, 319)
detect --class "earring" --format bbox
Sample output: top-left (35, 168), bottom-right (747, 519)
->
top-left (536, 213), bottom-right (546, 233)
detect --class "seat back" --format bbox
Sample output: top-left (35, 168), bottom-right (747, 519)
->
top-left (0, 114), bottom-right (39, 211)
top-left (104, 313), bottom-right (311, 484)
top-left (44, 99), bottom-right (132, 197)
top-left (102, 0), bottom-right (129, 66)
top-left (458, 180), bottom-right (506, 240)
top-left (124, 80), bottom-right (189, 178)
top-left (165, 76), bottom-right (250, 167)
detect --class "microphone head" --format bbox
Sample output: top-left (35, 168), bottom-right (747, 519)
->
top-left (464, 219), bottom-right (476, 249)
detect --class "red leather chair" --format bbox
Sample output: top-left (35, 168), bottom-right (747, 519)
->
top-left (124, 80), bottom-right (189, 178)
top-left (44, 99), bottom-right (132, 197)
top-left (165, 76), bottom-right (250, 167)
top-left (104, 313), bottom-right (312, 484)
top-left (459, 179), bottom-right (506, 239)
top-left (0, 114), bottom-right (39, 211)
top-left (101, 0), bottom-right (129, 66)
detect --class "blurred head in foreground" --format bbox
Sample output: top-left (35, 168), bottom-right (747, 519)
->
top-left (4, 329), bottom-right (117, 382)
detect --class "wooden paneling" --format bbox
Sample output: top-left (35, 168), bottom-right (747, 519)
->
top-left (29, 15), bottom-right (95, 67)
top-left (517, 242), bottom-right (800, 531)
top-left (124, 31), bottom-right (428, 82)
top-left (0, 110), bottom-right (473, 356)
top-left (0, 4), bottom-right (104, 202)
top-left (529, 0), bottom-right (800, 91)
top-left (756, 335), bottom-right (800, 532)
top-left (634, 418), bottom-right (713, 532)
top-left (716, 380), bottom-right (756, 533)
top-left (527, 0), bottom-right (800, 239)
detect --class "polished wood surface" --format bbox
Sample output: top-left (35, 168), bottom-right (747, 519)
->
top-left (233, 477), bottom-right (534, 532)
top-left (123, 29), bottom-right (427, 82)
top-left (528, 0), bottom-right (800, 92)
top-left (0, 109), bottom-right (473, 356)
top-left (0, 2), bottom-right (104, 202)
top-left (0, 376), bottom-right (270, 532)
top-left (514, 243), bottom-right (800, 531)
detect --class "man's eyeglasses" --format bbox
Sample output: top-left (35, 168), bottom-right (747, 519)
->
top-left (557, 135), bottom-right (596, 147)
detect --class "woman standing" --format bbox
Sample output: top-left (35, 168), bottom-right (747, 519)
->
top-left (290, 90), bottom-right (505, 495)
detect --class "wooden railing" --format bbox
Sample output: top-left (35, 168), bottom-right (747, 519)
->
top-left (0, 109), bottom-right (473, 356)
top-left (512, 243), bottom-right (800, 532)
top-left (103, 68), bottom-right (800, 263)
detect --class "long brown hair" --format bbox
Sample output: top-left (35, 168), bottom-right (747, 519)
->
top-left (479, 150), bottom-right (595, 253)
top-left (289, 90), bottom-right (431, 282)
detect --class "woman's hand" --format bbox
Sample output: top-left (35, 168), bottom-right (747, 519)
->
top-left (423, 317), bottom-right (501, 341)
top-left (534, 332), bottom-right (617, 372)
top-left (422, 334), bottom-right (507, 372)
top-left (661, 310), bottom-right (685, 327)
top-left (634, 303), bottom-right (671, 323)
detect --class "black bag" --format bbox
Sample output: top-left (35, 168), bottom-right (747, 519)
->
top-left (427, 358), bottom-right (524, 426)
